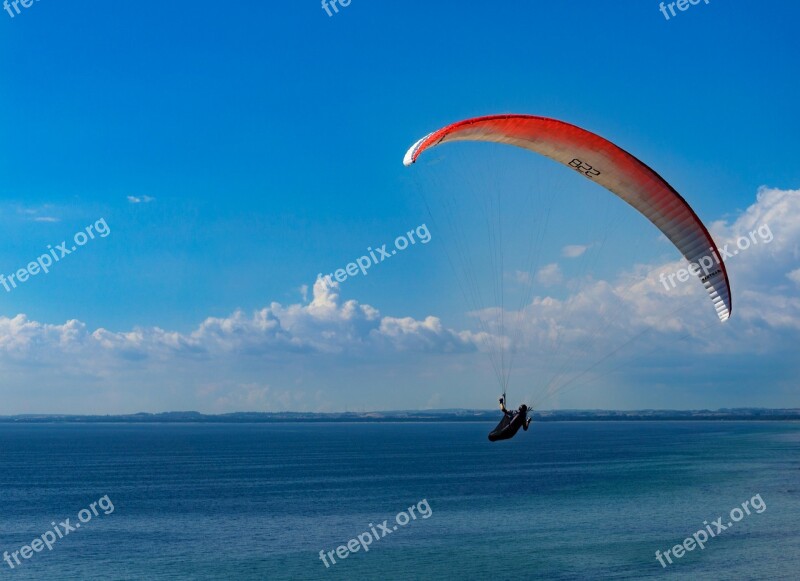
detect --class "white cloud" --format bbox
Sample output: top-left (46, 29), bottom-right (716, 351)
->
top-left (445, 187), bottom-right (800, 407)
top-left (425, 393), bottom-right (442, 409)
top-left (535, 263), bottom-right (563, 286)
top-left (510, 270), bottom-right (532, 284)
top-left (1, 187), bottom-right (798, 412)
top-left (7, 204), bottom-right (60, 222)
top-left (562, 244), bottom-right (590, 258)
top-left (127, 195), bottom-right (155, 204)
top-left (0, 277), bottom-right (479, 364)
top-left (196, 381), bottom-right (331, 413)
top-left (525, 188), bottom-right (800, 349)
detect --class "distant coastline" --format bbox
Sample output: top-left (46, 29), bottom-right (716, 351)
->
top-left (1, 409), bottom-right (799, 423)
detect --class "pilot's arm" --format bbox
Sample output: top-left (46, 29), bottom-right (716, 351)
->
top-left (499, 397), bottom-right (508, 414)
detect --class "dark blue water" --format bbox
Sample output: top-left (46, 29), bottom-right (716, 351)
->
top-left (1, 422), bottom-right (798, 580)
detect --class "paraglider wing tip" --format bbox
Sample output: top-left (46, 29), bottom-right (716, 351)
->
top-left (403, 133), bottom-right (434, 166)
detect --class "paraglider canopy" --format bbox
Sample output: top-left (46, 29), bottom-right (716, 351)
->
top-left (404, 114), bottom-right (732, 322)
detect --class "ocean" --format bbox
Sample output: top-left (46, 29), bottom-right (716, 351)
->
top-left (1, 421), bottom-right (798, 580)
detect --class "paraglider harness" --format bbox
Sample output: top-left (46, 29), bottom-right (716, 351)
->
top-left (488, 395), bottom-right (532, 442)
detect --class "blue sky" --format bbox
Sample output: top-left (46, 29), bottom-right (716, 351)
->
top-left (1, 0), bottom-right (798, 413)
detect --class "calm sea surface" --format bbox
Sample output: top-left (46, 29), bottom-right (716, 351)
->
top-left (1, 421), bottom-right (798, 580)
